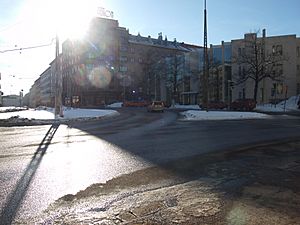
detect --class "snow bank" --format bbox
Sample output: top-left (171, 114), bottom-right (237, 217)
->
top-left (0, 109), bottom-right (54, 120)
top-left (181, 110), bottom-right (270, 121)
top-left (170, 104), bottom-right (201, 110)
top-left (61, 108), bottom-right (119, 119)
top-left (256, 95), bottom-right (300, 112)
top-left (106, 102), bottom-right (123, 108)
top-left (0, 107), bottom-right (119, 122)
top-left (0, 107), bottom-right (27, 113)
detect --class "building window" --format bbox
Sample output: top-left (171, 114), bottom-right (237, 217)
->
top-left (272, 45), bottom-right (283, 55)
top-left (120, 46), bottom-right (128, 52)
top-left (239, 91), bottom-right (242, 99)
top-left (276, 45), bottom-right (283, 55)
top-left (297, 83), bottom-right (300, 95)
top-left (138, 58), bottom-right (143, 63)
top-left (297, 65), bottom-right (300, 76)
top-left (238, 48), bottom-right (242, 56)
top-left (277, 64), bottom-right (283, 75)
top-left (119, 66), bottom-right (127, 72)
top-left (297, 47), bottom-right (300, 57)
top-left (131, 58), bottom-right (135, 63)
top-left (130, 48), bottom-right (135, 53)
top-left (119, 56), bottom-right (127, 62)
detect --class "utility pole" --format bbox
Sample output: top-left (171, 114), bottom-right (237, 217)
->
top-left (54, 35), bottom-right (63, 117)
top-left (203, 0), bottom-right (209, 111)
top-left (261, 29), bottom-right (266, 103)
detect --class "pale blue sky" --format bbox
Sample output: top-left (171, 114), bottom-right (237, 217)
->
top-left (0, 0), bottom-right (300, 94)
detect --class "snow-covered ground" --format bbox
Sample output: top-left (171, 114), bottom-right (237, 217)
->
top-left (106, 102), bottom-right (123, 108)
top-left (255, 95), bottom-right (300, 112)
top-left (0, 106), bottom-right (27, 113)
top-left (0, 107), bottom-right (119, 121)
top-left (181, 110), bottom-right (270, 121)
top-left (170, 104), bottom-right (201, 110)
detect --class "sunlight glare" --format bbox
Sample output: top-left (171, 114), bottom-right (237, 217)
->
top-left (25, 0), bottom-right (100, 41)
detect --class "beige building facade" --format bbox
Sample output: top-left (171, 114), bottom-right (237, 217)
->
top-left (232, 33), bottom-right (300, 104)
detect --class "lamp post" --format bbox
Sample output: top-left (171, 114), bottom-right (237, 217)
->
top-left (203, 0), bottom-right (209, 111)
top-left (19, 89), bottom-right (23, 107)
top-left (54, 34), bottom-right (63, 118)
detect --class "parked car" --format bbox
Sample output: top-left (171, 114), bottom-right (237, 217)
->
top-left (123, 100), bottom-right (149, 107)
top-left (201, 101), bottom-right (228, 110)
top-left (230, 99), bottom-right (256, 111)
top-left (147, 101), bottom-right (165, 112)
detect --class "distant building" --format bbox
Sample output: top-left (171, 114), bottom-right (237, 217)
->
top-left (2, 95), bottom-right (21, 107)
top-left (39, 67), bottom-right (53, 106)
top-left (207, 42), bottom-right (232, 104)
top-left (231, 32), bottom-right (300, 104)
top-left (29, 77), bottom-right (41, 108)
top-left (61, 17), bottom-right (201, 107)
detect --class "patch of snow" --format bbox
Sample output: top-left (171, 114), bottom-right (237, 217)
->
top-left (60, 108), bottom-right (118, 119)
top-left (0, 109), bottom-right (54, 120)
top-left (256, 95), bottom-right (300, 112)
top-left (0, 107), bottom-right (27, 113)
top-left (181, 110), bottom-right (270, 121)
top-left (170, 104), bottom-right (201, 110)
top-left (0, 107), bottom-right (119, 121)
top-left (106, 102), bottom-right (123, 108)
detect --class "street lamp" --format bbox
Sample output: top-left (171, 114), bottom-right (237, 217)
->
top-left (19, 89), bottom-right (23, 107)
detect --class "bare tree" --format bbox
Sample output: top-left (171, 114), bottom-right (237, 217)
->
top-left (232, 32), bottom-right (287, 101)
top-left (208, 60), bottom-right (223, 102)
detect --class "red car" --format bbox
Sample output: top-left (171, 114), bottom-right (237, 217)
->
top-left (202, 101), bottom-right (228, 110)
top-left (230, 99), bottom-right (256, 111)
top-left (123, 100), bottom-right (149, 107)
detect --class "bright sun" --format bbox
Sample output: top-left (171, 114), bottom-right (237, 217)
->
top-left (23, 0), bottom-right (100, 41)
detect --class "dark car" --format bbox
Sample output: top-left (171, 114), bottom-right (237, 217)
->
top-left (230, 99), bottom-right (256, 111)
top-left (201, 101), bottom-right (228, 110)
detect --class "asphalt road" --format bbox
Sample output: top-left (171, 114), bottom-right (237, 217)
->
top-left (0, 108), bottom-right (300, 224)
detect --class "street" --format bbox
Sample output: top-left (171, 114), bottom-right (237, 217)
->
top-left (0, 108), bottom-right (300, 224)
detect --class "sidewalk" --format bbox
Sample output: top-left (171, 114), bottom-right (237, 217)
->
top-left (16, 138), bottom-right (300, 224)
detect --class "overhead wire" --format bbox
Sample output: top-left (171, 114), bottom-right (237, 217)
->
top-left (0, 38), bottom-right (55, 53)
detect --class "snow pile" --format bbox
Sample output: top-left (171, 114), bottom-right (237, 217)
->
top-left (0, 107), bottom-right (27, 113)
top-left (256, 95), bottom-right (300, 112)
top-left (0, 108), bottom-right (54, 120)
top-left (106, 102), bottom-right (123, 108)
top-left (170, 104), bottom-right (201, 110)
top-left (181, 110), bottom-right (270, 121)
top-left (61, 108), bottom-right (119, 119)
top-left (0, 107), bottom-right (119, 125)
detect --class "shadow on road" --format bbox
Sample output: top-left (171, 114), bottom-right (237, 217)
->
top-left (0, 123), bottom-right (59, 225)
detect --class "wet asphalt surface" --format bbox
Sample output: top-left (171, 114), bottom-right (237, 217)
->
top-left (0, 108), bottom-right (300, 224)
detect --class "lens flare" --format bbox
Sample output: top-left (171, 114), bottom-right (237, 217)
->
top-left (73, 64), bottom-right (88, 86)
top-left (88, 66), bottom-right (112, 88)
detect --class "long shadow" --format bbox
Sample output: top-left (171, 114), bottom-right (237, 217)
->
top-left (69, 110), bottom-right (300, 178)
top-left (0, 123), bottom-right (59, 225)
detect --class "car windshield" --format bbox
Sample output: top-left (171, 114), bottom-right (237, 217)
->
top-left (1, 1), bottom-right (300, 224)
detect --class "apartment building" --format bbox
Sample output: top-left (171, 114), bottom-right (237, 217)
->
top-left (208, 42), bottom-right (232, 104)
top-left (231, 32), bottom-right (300, 104)
top-left (29, 77), bottom-right (41, 108)
top-left (39, 67), bottom-right (53, 106)
top-left (61, 17), bottom-right (201, 107)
